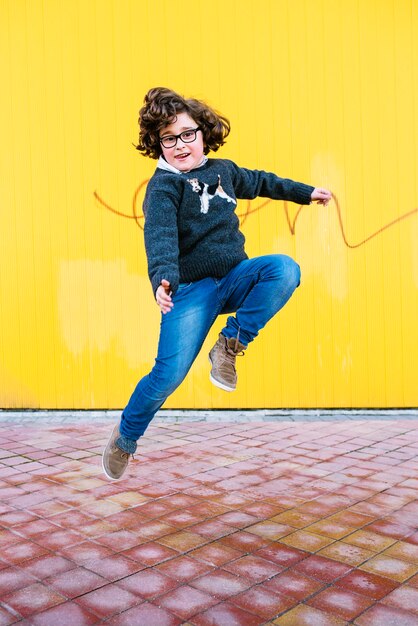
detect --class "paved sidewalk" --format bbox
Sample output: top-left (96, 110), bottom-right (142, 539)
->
top-left (0, 415), bottom-right (417, 625)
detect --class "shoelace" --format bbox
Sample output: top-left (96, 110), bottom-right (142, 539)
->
top-left (112, 445), bottom-right (135, 461)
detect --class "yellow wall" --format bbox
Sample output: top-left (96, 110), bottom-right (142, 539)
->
top-left (1, 0), bottom-right (417, 409)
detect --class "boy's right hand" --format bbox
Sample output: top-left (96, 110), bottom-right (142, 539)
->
top-left (156, 279), bottom-right (173, 314)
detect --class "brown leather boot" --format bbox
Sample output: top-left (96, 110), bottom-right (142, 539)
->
top-left (208, 333), bottom-right (246, 392)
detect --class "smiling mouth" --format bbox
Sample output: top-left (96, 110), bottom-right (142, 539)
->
top-left (175, 153), bottom-right (190, 160)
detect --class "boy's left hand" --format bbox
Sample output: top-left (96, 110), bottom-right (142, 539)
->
top-left (311, 188), bottom-right (332, 206)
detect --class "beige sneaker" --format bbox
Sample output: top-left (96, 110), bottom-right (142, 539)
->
top-left (102, 423), bottom-right (135, 480)
top-left (208, 333), bottom-right (246, 392)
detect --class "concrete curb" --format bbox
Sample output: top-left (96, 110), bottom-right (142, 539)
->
top-left (0, 409), bottom-right (417, 424)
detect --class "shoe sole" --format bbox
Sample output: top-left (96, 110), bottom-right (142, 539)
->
top-left (208, 356), bottom-right (236, 392)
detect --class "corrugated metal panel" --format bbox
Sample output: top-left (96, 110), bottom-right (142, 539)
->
top-left (0, 0), bottom-right (417, 408)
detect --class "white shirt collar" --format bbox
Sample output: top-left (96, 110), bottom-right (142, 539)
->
top-left (157, 155), bottom-right (208, 174)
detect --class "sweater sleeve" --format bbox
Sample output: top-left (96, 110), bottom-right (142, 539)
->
top-left (226, 160), bottom-right (314, 205)
top-left (143, 186), bottom-right (180, 297)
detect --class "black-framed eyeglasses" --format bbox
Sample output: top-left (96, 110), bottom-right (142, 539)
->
top-left (159, 127), bottom-right (201, 149)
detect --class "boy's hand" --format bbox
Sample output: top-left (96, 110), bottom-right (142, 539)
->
top-left (156, 279), bottom-right (173, 314)
top-left (311, 188), bottom-right (332, 206)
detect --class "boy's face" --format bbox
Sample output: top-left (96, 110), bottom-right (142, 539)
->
top-left (159, 112), bottom-right (205, 172)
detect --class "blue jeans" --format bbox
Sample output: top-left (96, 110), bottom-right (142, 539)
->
top-left (120, 255), bottom-right (300, 443)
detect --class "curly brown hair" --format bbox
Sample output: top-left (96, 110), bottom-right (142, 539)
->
top-left (135, 87), bottom-right (230, 159)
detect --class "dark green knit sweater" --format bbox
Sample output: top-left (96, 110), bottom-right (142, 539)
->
top-left (143, 158), bottom-right (314, 296)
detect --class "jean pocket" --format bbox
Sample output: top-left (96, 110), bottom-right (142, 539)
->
top-left (177, 282), bottom-right (193, 291)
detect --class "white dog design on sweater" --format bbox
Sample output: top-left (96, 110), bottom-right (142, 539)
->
top-left (187, 175), bottom-right (236, 214)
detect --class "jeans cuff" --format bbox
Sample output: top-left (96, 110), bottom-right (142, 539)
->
top-left (116, 435), bottom-right (137, 454)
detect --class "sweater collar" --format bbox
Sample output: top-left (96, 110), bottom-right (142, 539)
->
top-left (157, 155), bottom-right (208, 175)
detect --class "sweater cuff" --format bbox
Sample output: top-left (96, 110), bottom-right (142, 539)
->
top-left (151, 272), bottom-right (179, 299)
top-left (295, 184), bottom-right (315, 205)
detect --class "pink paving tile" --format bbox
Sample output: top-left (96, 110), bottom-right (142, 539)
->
top-left (12, 519), bottom-right (60, 539)
top-left (47, 510), bottom-right (96, 529)
top-left (231, 586), bottom-right (296, 619)
top-left (381, 585), bottom-right (418, 614)
top-left (126, 520), bottom-right (176, 541)
top-left (215, 510), bottom-right (260, 528)
top-left (363, 519), bottom-right (415, 540)
top-left (245, 520), bottom-right (296, 541)
top-left (0, 529), bottom-right (23, 548)
top-left (18, 554), bottom-right (76, 580)
top-left (2, 581), bottom-right (66, 618)
top-left (118, 568), bottom-right (179, 598)
top-left (158, 584), bottom-right (218, 619)
top-left (45, 566), bottom-right (108, 598)
top-left (156, 555), bottom-right (214, 581)
top-left (355, 603), bottom-right (418, 625)
top-left (190, 543), bottom-right (243, 567)
top-left (127, 500), bottom-right (172, 519)
top-left (0, 510), bottom-right (38, 527)
top-left (59, 540), bottom-right (114, 563)
top-left (137, 484), bottom-right (180, 498)
top-left (75, 583), bottom-right (141, 618)
top-left (31, 529), bottom-right (82, 550)
top-left (30, 500), bottom-right (71, 517)
top-left (0, 566), bottom-right (38, 595)
top-left (190, 601), bottom-right (271, 626)
top-left (29, 602), bottom-right (98, 626)
top-left (159, 509), bottom-right (204, 528)
top-left (335, 569), bottom-right (399, 599)
top-left (76, 519), bottom-right (119, 538)
top-left (307, 587), bottom-right (374, 621)
top-left (188, 520), bottom-right (235, 539)
top-left (1, 540), bottom-right (50, 565)
top-left (0, 606), bottom-right (20, 626)
top-left (106, 602), bottom-right (182, 626)
top-left (219, 530), bottom-right (272, 552)
top-left (94, 529), bottom-right (144, 551)
top-left (294, 555), bottom-right (353, 582)
top-left (190, 570), bottom-right (252, 598)
top-left (240, 502), bottom-right (285, 518)
top-left (264, 569), bottom-right (325, 600)
top-left (208, 492), bottom-right (254, 508)
top-left (404, 532), bottom-right (418, 546)
top-left (223, 554), bottom-right (282, 582)
top-left (83, 554), bottom-right (146, 581)
top-left (255, 543), bottom-right (309, 567)
top-left (122, 541), bottom-right (178, 565)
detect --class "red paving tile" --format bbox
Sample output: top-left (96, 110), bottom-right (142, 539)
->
top-left (231, 586), bottom-right (296, 619)
top-left (45, 566), bottom-right (108, 597)
top-left (106, 602), bottom-right (182, 626)
top-left (190, 600), bottom-right (268, 625)
top-left (156, 555), bottom-right (214, 581)
top-left (158, 584), bottom-right (218, 619)
top-left (2, 581), bottom-right (66, 617)
top-left (307, 587), bottom-right (375, 620)
top-left (29, 602), bottom-right (99, 626)
top-left (1, 417), bottom-right (418, 624)
top-left (74, 583), bottom-right (141, 618)
top-left (355, 603), bottom-right (418, 625)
